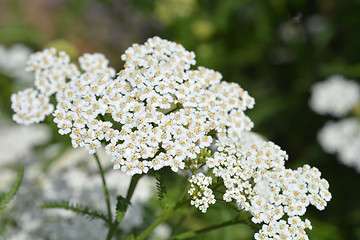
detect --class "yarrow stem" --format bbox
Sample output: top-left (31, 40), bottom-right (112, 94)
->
top-left (105, 174), bottom-right (142, 240)
top-left (135, 200), bottom-right (187, 240)
top-left (135, 182), bottom-right (190, 240)
top-left (125, 174), bottom-right (142, 203)
top-left (93, 153), bottom-right (112, 224)
top-left (171, 215), bottom-right (252, 239)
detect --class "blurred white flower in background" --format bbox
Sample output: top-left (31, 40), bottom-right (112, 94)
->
top-left (318, 118), bottom-right (360, 172)
top-left (1, 145), bottom-right (157, 239)
top-left (309, 75), bottom-right (360, 117)
top-left (0, 122), bottom-right (50, 166)
top-left (0, 44), bottom-right (33, 83)
top-left (310, 75), bottom-right (360, 173)
top-left (151, 223), bottom-right (172, 239)
top-left (305, 15), bottom-right (328, 35)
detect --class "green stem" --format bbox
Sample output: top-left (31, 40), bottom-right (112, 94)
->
top-left (135, 200), bottom-right (187, 240)
top-left (94, 153), bottom-right (112, 222)
top-left (125, 174), bottom-right (142, 203)
top-left (135, 182), bottom-right (190, 240)
top-left (170, 208), bottom-right (195, 235)
top-left (171, 216), bottom-right (246, 239)
top-left (105, 174), bottom-right (143, 240)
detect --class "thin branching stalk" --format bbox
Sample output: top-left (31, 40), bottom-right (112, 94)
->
top-left (94, 153), bottom-right (112, 222)
top-left (171, 215), bottom-right (248, 239)
top-left (125, 174), bottom-right (142, 203)
top-left (134, 182), bottom-right (190, 240)
top-left (135, 200), bottom-right (188, 240)
top-left (105, 174), bottom-right (142, 240)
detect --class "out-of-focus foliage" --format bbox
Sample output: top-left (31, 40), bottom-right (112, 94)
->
top-left (1, 0), bottom-right (360, 239)
top-left (0, 167), bottom-right (24, 211)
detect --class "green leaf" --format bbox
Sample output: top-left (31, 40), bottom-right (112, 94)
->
top-left (156, 171), bottom-right (167, 201)
top-left (39, 201), bottom-right (108, 223)
top-left (0, 167), bottom-right (24, 211)
top-left (115, 196), bottom-right (130, 222)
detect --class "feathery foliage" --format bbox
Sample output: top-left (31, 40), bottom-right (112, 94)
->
top-left (39, 201), bottom-right (108, 223)
top-left (156, 170), bottom-right (167, 201)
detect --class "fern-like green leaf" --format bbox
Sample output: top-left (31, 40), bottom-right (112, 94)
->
top-left (0, 167), bottom-right (24, 211)
top-left (39, 201), bottom-right (109, 224)
top-left (156, 171), bottom-right (167, 201)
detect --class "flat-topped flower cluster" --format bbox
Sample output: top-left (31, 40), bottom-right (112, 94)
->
top-left (11, 37), bottom-right (330, 239)
top-left (12, 37), bottom-right (254, 175)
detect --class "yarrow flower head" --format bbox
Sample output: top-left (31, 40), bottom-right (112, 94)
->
top-left (26, 48), bottom-right (81, 96)
top-left (11, 88), bottom-right (54, 125)
top-left (12, 37), bottom-right (254, 175)
top-left (205, 134), bottom-right (331, 239)
top-left (309, 75), bottom-right (360, 117)
top-left (188, 173), bottom-right (216, 213)
top-left (11, 36), bottom-right (331, 239)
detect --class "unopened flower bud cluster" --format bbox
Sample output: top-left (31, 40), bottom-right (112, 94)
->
top-left (310, 75), bottom-right (360, 173)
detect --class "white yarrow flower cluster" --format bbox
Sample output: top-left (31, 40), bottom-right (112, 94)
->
top-left (309, 75), bottom-right (360, 117)
top-left (11, 48), bottom-right (115, 131)
top-left (255, 217), bottom-right (312, 240)
top-left (205, 136), bottom-right (331, 239)
top-left (11, 37), bottom-right (331, 239)
top-left (30, 37), bottom-right (253, 175)
top-left (310, 75), bottom-right (360, 173)
top-left (26, 48), bottom-right (81, 96)
top-left (11, 48), bottom-right (82, 124)
top-left (11, 88), bottom-right (54, 125)
top-left (188, 173), bottom-right (216, 213)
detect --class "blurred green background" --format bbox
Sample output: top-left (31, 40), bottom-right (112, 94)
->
top-left (1, 0), bottom-right (360, 239)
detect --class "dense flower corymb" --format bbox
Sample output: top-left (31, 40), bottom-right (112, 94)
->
top-left (11, 37), bottom-right (254, 175)
top-left (204, 135), bottom-right (331, 239)
top-left (11, 88), bottom-right (54, 125)
top-left (10, 36), bottom-right (331, 240)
